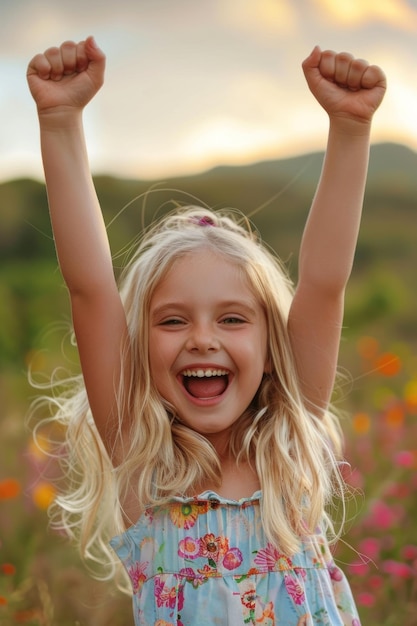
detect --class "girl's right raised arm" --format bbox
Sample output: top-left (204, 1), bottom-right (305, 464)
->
top-left (27, 38), bottom-right (129, 454)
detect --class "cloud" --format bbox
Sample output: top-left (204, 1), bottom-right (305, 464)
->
top-left (313, 0), bottom-right (417, 30)
top-left (220, 0), bottom-right (298, 37)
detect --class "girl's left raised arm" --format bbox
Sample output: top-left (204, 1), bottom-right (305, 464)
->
top-left (288, 47), bottom-right (386, 414)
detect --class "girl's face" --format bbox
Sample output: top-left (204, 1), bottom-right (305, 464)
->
top-left (148, 248), bottom-right (269, 450)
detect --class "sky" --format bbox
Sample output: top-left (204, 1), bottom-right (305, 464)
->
top-left (1, 0), bottom-right (416, 182)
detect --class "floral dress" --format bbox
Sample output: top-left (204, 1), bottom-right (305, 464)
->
top-left (110, 491), bottom-right (361, 626)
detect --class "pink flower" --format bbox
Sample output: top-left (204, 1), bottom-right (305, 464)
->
top-left (368, 575), bottom-right (383, 590)
top-left (345, 468), bottom-right (364, 489)
top-left (347, 561), bottom-right (369, 577)
top-left (384, 481), bottom-right (410, 499)
top-left (178, 536), bottom-right (200, 560)
top-left (401, 544), bottom-right (417, 561)
top-left (284, 574), bottom-right (305, 605)
top-left (254, 544), bottom-right (292, 570)
top-left (357, 592), bottom-right (375, 607)
top-left (394, 450), bottom-right (415, 468)
top-left (382, 559), bottom-right (414, 578)
top-left (223, 547), bottom-right (243, 570)
top-left (154, 576), bottom-right (184, 611)
top-left (367, 500), bottom-right (397, 530)
top-left (128, 561), bottom-right (148, 593)
top-left (358, 537), bottom-right (381, 561)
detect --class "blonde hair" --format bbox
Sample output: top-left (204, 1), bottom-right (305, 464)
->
top-left (32, 205), bottom-right (345, 588)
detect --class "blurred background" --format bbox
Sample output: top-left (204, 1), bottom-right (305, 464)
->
top-left (1, 1), bottom-right (417, 624)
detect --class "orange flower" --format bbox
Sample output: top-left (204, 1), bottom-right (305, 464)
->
top-left (404, 380), bottom-right (417, 413)
top-left (357, 336), bottom-right (379, 360)
top-left (385, 404), bottom-right (405, 429)
top-left (169, 501), bottom-right (208, 529)
top-left (32, 482), bottom-right (56, 510)
top-left (352, 412), bottom-right (371, 435)
top-left (0, 478), bottom-right (21, 500)
top-left (0, 596), bottom-right (7, 606)
top-left (375, 352), bottom-right (402, 377)
top-left (256, 600), bottom-right (275, 622)
top-left (14, 609), bottom-right (42, 623)
top-left (1, 563), bottom-right (16, 576)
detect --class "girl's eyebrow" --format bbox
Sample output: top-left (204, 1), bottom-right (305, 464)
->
top-left (150, 300), bottom-right (260, 318)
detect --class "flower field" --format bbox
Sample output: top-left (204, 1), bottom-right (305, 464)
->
top-left (335, 336), bottom-right (417, 625)
top-left (1, 334), bottom-right (417, 625)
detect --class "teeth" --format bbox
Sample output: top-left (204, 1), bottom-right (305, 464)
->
top-left (182, 369), bottom-right (228, 378)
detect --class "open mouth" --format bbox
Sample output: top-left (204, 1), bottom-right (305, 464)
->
top-left (181, 368), bottom-right (229, 400)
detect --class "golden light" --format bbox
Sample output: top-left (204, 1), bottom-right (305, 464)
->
top-left (315, 0), bottom-right (417, 29)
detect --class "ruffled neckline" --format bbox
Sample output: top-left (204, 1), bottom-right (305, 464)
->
top-left (114, 490), bottom-right (263, 538)
top-left (170, 489), bottom-right (262, 506)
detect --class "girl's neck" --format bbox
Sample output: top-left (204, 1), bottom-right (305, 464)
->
top-left (197, 455), bottom-right (260, 500)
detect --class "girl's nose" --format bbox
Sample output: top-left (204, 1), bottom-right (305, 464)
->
top-left (185, 324), bottom-right (220, 353)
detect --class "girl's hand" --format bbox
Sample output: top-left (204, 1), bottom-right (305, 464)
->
top-left (302, 46), bottom-right (386, 130)
top-left (27, 36), bottom-right (106, 120)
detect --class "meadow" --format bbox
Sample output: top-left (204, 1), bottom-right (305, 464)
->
top-left (1, 143), bottom-right (417, 624)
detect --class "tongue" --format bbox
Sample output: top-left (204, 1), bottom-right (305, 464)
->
top-left (185, 376), bottom-right (228, 399)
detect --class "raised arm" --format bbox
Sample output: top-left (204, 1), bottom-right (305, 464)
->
top-left (27, 38), bottom-right (128, 450)
top-left (288, 46), bottom-right (386, 414)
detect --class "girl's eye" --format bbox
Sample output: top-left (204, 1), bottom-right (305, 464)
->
top-left (221, 317), bottom-right (245, 325)
top-left (160, 318), bottom-right (184, 326)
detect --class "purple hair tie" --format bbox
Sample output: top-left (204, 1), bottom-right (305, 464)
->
top-left (191, 215), bottom-right (216, 227)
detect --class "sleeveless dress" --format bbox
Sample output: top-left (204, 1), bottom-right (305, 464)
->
top-left (110, 491), bottom-right (361, 626)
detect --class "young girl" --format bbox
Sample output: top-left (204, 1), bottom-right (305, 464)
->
top-left (27, 37), bottom-right (386, 625)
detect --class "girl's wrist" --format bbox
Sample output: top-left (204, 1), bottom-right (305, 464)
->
top-left (37, 107), bottom-right (84, 132)
top-left (328, 115), bottom-right (373, 139)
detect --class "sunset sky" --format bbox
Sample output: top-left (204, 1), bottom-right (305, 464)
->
top-left (1, 0), bottom-right (416, 182)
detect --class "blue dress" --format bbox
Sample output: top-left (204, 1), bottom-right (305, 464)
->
top-left (110, 491), bottom-right (361, 626)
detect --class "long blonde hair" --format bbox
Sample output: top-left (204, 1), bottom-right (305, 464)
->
top-left (32, 205), bottom-right (345, 588)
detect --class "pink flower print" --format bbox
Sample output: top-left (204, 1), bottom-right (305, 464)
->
top-left (329, 565), bottom-right (344, 582)
top-left (294, 567), bottom-right (307, 580)
top-left (179, 567), bottom-right (207, 588)
top-left (154, 576), bottom-right (184, 611)
top-left (178, 536), bottom-right (200, 560)
top-left (254, 543), bottom-right (293, 571)
top-left (223, 547), bottom-right (243, 570)
top-left (199, 533), bottom-right (229, 564)
top-left (284, 574), bottom-right (305, 605)
top-left (127, 561), bottom-right (148, 593)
